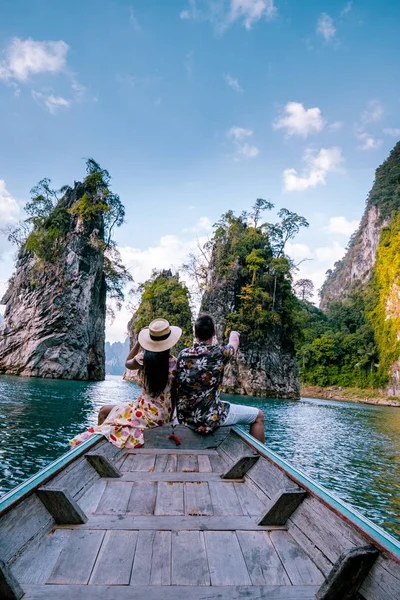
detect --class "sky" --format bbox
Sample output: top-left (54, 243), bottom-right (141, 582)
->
top-left (0, 0), bottom-right (400, 342)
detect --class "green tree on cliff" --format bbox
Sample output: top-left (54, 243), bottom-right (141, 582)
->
top-left (131, 270), bottom-right (193, 354)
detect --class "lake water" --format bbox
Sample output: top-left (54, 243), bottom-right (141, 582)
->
top-left (0, 374), bottom-right (399, 540)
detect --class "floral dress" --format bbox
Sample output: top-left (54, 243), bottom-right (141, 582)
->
top-left (70, 354), bottom-right (177, 449)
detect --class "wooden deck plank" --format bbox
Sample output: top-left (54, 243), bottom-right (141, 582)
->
top-left (154, 482), bottom-right (184, 515)
top-left (361, 554), bottom-right (400, 600)
top-left (209, 453), bottom-right (227, 472)
top-left (96, 481), bottom-right (133, 514)
top-left (236, 531), bottom-right (290, 586)
top-left (270, 531), bottom-right (324, 586)
top-left (154, 455), bottom-right (169, 472)
top-left (120, 454), bottom-right (135, 472)
top-left (120, 471), bottom-right (224, 482)
top-left (130, 531), bottom-right (155, 585)
top-left (143, 425), bottom-right (230, 449)
top-left (166, 454), bottom-right (178, 472)
top-left (47, 530), bottom-right (105, 584)
top-left (177, 454), bottom-right (198, 473)
top-left (204, 531), bottom-right (252, 586)
top-left (12, 529), bottom-right (72, 585)
top-left (22, 584), bottom-right (320, 599)
top-left (197, 455), bottom-right (213, 473)
top-left (150, 531), bottom-right (172, 585)
top-left (77, 480), bottom-right (107, 515)
top-left (125, 449), bottom-right (219, 455)
top-left (209, 481), bottom-right (243, 515)
top-left (89, 531), bottom-right (138, 585)
top-left (184, 483), bottom-right (213, 516)
top-left (171, 531), bottom-right (210, 586)
top-left (131, 454), bottom-right (156, 472)
top-left (234, 482), bottom-right (268, 517)
top-left (69, 515), bottom-right (286, 530)
top-left (127, 482), bottom-right (157, 515)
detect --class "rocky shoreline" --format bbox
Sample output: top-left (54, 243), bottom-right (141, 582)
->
top-left (301, 384), bottom-right (400, 408)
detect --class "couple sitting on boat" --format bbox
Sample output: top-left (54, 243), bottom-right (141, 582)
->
top-left (70, 314), bottom-right (264, 449)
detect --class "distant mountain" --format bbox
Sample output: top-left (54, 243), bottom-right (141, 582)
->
top-left (105, 337), bottom-right (130, 375)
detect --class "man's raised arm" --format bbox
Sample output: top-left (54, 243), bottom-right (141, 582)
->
top-left (228, 331), bottom-right (240, 354)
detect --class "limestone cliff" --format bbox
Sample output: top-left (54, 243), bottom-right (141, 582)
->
top-left (0, 179), bottom-right (108, 380)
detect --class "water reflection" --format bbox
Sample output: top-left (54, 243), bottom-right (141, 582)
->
top-left (0, 375), bottom-right (399, 540)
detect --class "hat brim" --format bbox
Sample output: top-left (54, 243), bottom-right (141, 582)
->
top-left (138, 326), bottom-right (182, 353)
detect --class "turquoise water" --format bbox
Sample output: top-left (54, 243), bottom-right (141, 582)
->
top-left (0, 374), bottom-right (399, 540)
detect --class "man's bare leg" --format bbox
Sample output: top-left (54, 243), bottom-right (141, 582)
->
top-left (250, 410), bottom-right (265, 444)
top-left (98, 404), bottom-right (115, 425)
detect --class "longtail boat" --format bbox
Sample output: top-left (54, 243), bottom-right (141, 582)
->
top-left (0, 425), bottom-right (399, 599)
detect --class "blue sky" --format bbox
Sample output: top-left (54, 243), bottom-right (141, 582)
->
top-left (0, 0), bottom-right (400, 341)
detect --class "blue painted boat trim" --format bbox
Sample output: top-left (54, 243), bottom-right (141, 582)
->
top-left (233, 426), bottom-right (400, 562)
top-left (0, 434), bottom-right (103, 516)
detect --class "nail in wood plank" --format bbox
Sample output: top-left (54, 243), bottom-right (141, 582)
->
top-left (36, 488), bottom-right (87, 524)
top-left (221, 455), bottom-right (259, 479)
top-left (316, 544), bottom-right (379, 600)
top-left (150, 531), bottom-right (172, 585)
top-left (155, 482), bottom-right (184, 515)
top-left (0, 560), bottom-right (24, 600)
top-left (47, 530), bottom-right (105, 585)
top-left (85, 453), bottom-right (121, 478)
top-left (96, 481), bottom-right (133, 514)
top-left (197, 455), bottom-right (212, 473)
top-left (258, 489), bottom-right (306, 526)
top-left (184, 482), bottom-right (213, 516)
top-left (130, 531), bottom-right (156, 585)
top-left (236, 531), bottom-right (290, 586)
top-left (270, 530), bottom-right (324, 586)
top-left (89, 531), bottom-right (138, 585)
top-left (204, 531), bottom-right (251, 586)
top-left (171, 531), bottom-right (210, 585)
top-left (127, 482), bottom-right (157, 515)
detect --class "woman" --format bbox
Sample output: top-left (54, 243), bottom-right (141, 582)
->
top-left (70, 319), bottom-right (181, 449)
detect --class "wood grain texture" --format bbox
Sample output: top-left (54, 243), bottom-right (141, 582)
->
top-left (127, 482), bottom-right (157, 515)
top-left (155, 482), bottom-right (184, 515)
top-left (171, 531), bottom-right (210, 585)
top-left (120, 472), bottom-right (223, 482)
top-left (89, 530), bottom-right (138, 585)
top-left (77, 480), bottom-right (107, 515)
top-left (36, 489), bottom-right (87, 525)
top-left (258, 490), bottom-right (307, 526)
top-left (204, 531), bottom-right (252, 586)
top-left (85, 454), bottom-right (121, 478)
top-left (234, 482), bottom-right (268, 517)
top-left (270, 531), bottom-right (324, 586)
top-left (177, 454), bottom-right (198, 473)
top-left (361, 554), bottom-right (400, 600)
top-left (130, 454), bottom-right (156, 472)
top-left (208, 481), bottom-right (243, 515)
top-left (236, 531), bottom-right (290, 586)
top-left (143, 425), bottom-right (230, 449)
top-left (96, 481), bottom-right (133, 514)
top-left (47, 530), bottom-right (105, 585)
top-left (12, 529), bottom-right (72, 585)
top-left (126, 449), bottom-right (219, 455)
top-left (130, 531), bottom-right (155, 585)
top-left (150, 531), bottom-right (172, 585)
top-left (153, 455), bottom-right (169, 472)
top-left (184, 483), bottom-right (213, 516)
top-left (21, 584), bottom-right (321, 599)
top-left (0, 560), bottom-right (24, 600)
top-left (197, 455), bottom-right (212, 473)
top-left (166, 454), bottom-right (177, 472)
top-left (221, 455), bottom-right (259, 479)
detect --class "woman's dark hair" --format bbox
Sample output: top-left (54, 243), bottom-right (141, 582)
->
top-left (143, 349), bottom-right (170, 397)
top-left (195, 314), bottom-right (215, 341)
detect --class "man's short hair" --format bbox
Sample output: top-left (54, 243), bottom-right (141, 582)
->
top-left (195, 314), bottom-right (215, 341)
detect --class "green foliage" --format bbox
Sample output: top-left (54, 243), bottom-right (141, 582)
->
top-left (68, 193), bottom-right (110, 222)
top-left (367, 141), bottom-right (400, 221)
top-left (367, 211), bottom-right (400, 385)
top-left (204, 201), bottom-right (308, 344)
top-left (132, 270), bottom-right (193, 354)
top-left (297, 291), bottom-right (379, 388)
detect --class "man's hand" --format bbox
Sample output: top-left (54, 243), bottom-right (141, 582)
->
top-left (228, 330), bottom-right (240, 353)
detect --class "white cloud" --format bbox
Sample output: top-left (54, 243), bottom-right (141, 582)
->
top-left (129, 7), bottom-right (141, 32)
top-left (224, 73), bottom-right (243, 92)
top-left (0, 180), bottom-right (20, 224)
top-left (341, 2), bottom-right (352, 16)
top-left (183, 216), bottom-right (213, 233)
top-left (227, 126), bottom-right (259, 159)
top-left (383, 128), bottom-right (400, 137)
top-left (283, 147), bottom-right (344, 192)
top-left (327, 121), bottom-right (343, 132)
top-left (361, 100), bottom-right (383, 124)
top-left (273, 102), bottom-right (325, 138)
top-left (32, 91), bottom-right (70, 114)
top-left (179, 0), bottom-right (276, 31)
top-left (0, 38), bottom-right (68, 82)
top-left (317, 13), bottom-right (336, 42)
top-left (325, 216), bottom-right (359, 236)
top-left (356, 132), bottom-right (382, 151)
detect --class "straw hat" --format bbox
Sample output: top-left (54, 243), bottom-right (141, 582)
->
top-left (138, 319), bottom-right (182, 352)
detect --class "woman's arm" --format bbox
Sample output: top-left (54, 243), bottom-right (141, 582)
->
top-left (125, 339), bottom-right (142, 371)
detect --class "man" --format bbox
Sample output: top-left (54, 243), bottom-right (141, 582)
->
top-left (176, 314), bottom-right (265, 443)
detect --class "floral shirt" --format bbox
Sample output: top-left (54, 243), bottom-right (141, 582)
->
top-left (176, 343), bottom-right (234, 433)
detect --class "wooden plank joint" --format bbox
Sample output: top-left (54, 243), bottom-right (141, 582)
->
top-left (258, 488), bottom-right (306, 526)
top-left (37, 488), bottom-right (88, 524)
top-left (0, 560), bottom-right (24, 600)
top-left (315, 544), bottom-right (379, 600)
top-left (221, 455), bottom-right (259, 479)
top-left (85, 453), bottom-right (121, 478)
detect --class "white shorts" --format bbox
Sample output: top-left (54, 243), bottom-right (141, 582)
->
top-left (222, 402), bottom-right (259, 426)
